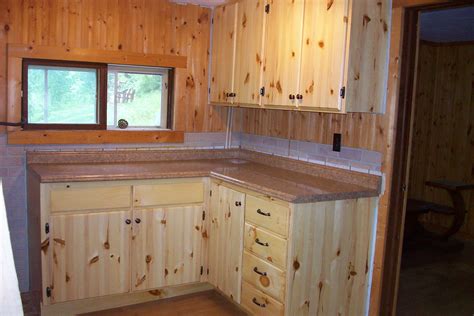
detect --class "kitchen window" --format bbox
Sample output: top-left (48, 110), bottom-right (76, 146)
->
top-left (21, 59), bottom-right (173, 130)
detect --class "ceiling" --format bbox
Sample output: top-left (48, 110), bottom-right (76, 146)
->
top-left (420, 6), bottom-right (474, 43)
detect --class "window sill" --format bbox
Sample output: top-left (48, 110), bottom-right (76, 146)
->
top-left (7, 130), bottom-right (184, 145)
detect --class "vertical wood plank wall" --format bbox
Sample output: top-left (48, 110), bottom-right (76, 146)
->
top-left (409, 42), bottom-right (474, 239)
top-left (0, 0), bottom-right (227, 133)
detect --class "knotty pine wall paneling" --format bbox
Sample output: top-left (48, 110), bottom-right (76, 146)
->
top-left (0, 0), bottom-right (228, 134)
top-left (409, 42), bottom-right (474, 239)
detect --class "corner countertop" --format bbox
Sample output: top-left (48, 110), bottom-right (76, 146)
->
top-left (27, 150), bottom-right (381, 203)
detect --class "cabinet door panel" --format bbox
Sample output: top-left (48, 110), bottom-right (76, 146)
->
top-left (131, 206), bottom-right (203, 291)
top-left (299, 0), bottom-right (349, 111)
top-left (233, 0), bottom-right (265, 106)
top-left (49, 211), bottom-right (131, 303)
top-left (209, 183), bottom-right (245, 303)
top-left (262, 0), bottom-right (304, 107)
top-left (210, 3), bottom-right (238, 104)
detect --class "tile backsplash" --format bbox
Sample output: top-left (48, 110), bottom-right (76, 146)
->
top-left (235, 132), bottom-right (382, 175)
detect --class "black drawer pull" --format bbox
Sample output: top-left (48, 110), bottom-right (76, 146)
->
top-left (255, 238), bottom-right (269, 247)
top-left (252, 297), bottom-right (266, 308)
top-left (253, 267), bottom-right (267, 276)
top-left (256, 209), bottom-right (271, 216)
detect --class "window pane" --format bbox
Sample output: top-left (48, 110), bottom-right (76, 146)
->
top-left (107, 69), bottom-right (165, 128)
top-left (27, 65), bottom-right (97, 124)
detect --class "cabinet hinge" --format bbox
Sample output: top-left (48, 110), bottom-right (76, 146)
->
top-left (259, 86), bottom-right (265, 96)
top-left (207, 268), bottom-right (209, 275)
top-left (208, 88), bottom-right (210, 94)
top-left (340, 86), bottom-right (346, 99)
top-left (200, 266), bottom-right (204, 275)
top-left (202, 210), bottom-right (206, 221)
top-left (46, 287), bottom-right (52, 297)
top-left (45, 223), bottom-right (49, 234)
top-left (210, 190), bottom-right (212, 197)
top-left (265, 4), bottom-right (270, 14)
top-left (211, 17), bottom-right (214, 25)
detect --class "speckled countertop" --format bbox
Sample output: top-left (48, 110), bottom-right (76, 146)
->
top-left (27, 149), bottom-right (381, 203)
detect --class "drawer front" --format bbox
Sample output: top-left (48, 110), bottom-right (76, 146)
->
top-left (244, 223), bottom-right (287, 269)
top-left (50, 185), bottom-right (132, 212)
top-left (241, 281), bottom-right (284, 316)
top-left (245, 195), bottom-right (289, 237)
top-left (242, 251), bottom-right (286, 302)
top-left (133, 182), bottom-right (204, 207)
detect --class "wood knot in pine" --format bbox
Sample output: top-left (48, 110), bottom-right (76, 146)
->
top-left (293, 259), bottom-right (300, 270)
top-left (146, 255), bottom-right (152, 264)
top-left (89, 255), bottom-right (99, 264)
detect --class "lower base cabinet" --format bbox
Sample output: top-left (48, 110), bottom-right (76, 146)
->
top-left (30, 177), bottom-right (377, 315)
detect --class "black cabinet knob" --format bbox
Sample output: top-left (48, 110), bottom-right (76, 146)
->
top-left (296, 94), bottom-right (303, 100)
top-left (289, 94), bottom-right (295, 100)
top-left (125, 219), bottom-right (131, 225)
top-left (135, 218), bottom-right (141, 224)
top-left (235, 201), bottom-right (242, 207)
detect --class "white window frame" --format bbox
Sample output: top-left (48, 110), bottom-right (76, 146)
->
top-left (107, 64), bottom-right (169, 129)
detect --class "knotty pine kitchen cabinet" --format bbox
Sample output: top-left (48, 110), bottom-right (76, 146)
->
top-left (208, 182), bottom-right (246, 303)
top-left (210, 0), bottom-right (390, 113)
top-left (30, 178), bottom-right (209, 314)
top-left (209, 180), bottom-right (378, 316)
top-left (209, 3), bottom-right (238, 105)
top-left (209, 0), bottom-right (265, 107)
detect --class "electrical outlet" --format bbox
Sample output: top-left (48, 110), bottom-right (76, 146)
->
top-left (333, 133), bottom-right (341, 152)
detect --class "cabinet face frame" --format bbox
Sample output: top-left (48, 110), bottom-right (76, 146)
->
top-left (209, 3), bottom-right (239, 105)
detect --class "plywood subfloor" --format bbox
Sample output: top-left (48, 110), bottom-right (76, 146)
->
top-left (397, 240), bottom-right (474, 315)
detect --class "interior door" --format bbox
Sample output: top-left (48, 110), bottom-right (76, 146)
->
top-left (131, 206), bottom-right (203, 292)
top-left (298, 0), bottom-right (349, 111)
top-left (233, 0), bottom-right (266, 106)
top-left (261, 0), bottom-right (304, 107)
top-left (208, 183), bottom-right (245, 303)
top-left (209, 3), bottom-right (238, 104)
top-left (49, 211), bottom-right (131, 303)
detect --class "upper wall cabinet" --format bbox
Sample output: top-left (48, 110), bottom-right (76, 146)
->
top-left (209, 0), bottom-right (391, 113)
top-left (210, 3), bottom-right (238, 105)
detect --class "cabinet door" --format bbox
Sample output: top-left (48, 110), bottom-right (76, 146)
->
top-left (298, 0), bottom-right (349, 111)
top-left (261, 0), bottom-right (304, 107)
top-left (208, 183), bottom-right (245, 303)
top-left (131, 206), bottom-right (203, 291)
top-left (210, 3), bottom-right (238, 104)
top-left (49, 211), bottom-right (131, 303)
top-left (233, 0), bottom-right (265, 106)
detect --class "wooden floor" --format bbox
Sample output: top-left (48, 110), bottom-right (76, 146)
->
top-left (22, 290), bottom-right (247, 316)
top-left (397, 239), bottom-right (474, 315)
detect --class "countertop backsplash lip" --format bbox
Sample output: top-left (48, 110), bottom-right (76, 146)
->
top-left (26, 148), bottom-right (381, 203)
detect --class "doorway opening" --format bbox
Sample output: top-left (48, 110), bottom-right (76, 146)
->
top-left (382, 3), bottom-right (474, 315)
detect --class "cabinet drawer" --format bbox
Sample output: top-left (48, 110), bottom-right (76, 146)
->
top-left (50, 185), bottom-right (131, 212)
top-left (244, 223), bottom-right (287, 269)
top-left (245, 195), bottom-right (289, 237)
top-left (242, 251), bottom-right (286, 302)
top-left (133, 182), bottom-right (204, 207)
top-left (241, 281), bottom-right (284, 316)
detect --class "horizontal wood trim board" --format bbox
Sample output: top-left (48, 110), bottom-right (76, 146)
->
top-left (7, 130), bottom-right (184, 145)
top-left (8, 44), bottom-right (187, 69)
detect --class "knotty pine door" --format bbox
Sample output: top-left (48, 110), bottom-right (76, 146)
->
top-left (208, 183), bottom-right (245, 303)
top-left (261, 0), bottom-right (304, 107)
top-left (209, 3), bottom-right (238, 105)
top-left (233, 0), bottom-right (266, 106)
top-left (49, 211), bottom-right (131, 303)
top-left (298, 0), bottom-right (349, 112)
top-left (131, 206), bottom-right (204, 292)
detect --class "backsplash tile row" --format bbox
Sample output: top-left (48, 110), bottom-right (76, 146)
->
top-left (235, 133), bottom-right (382, 175)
